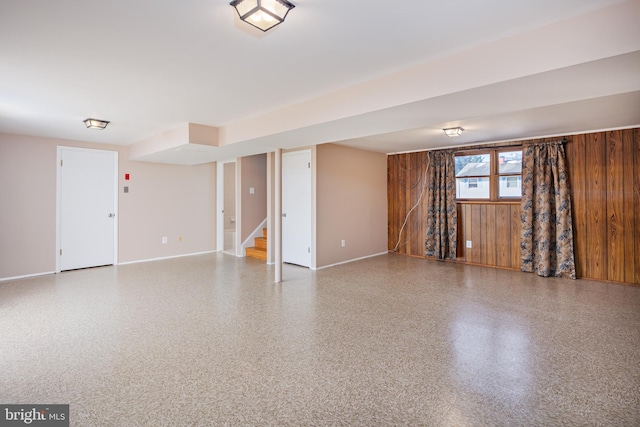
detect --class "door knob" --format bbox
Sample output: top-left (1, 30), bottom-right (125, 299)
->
top-left (282, 213), bottom-right (287, 217)
top-left (108, 213), bottom-right (115, 218)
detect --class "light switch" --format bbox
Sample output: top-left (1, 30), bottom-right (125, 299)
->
top-left (250, 187), bottom-right (255, 194)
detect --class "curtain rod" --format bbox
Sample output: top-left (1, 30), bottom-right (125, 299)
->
top-left (448, 137), bottom-right (568, 153)
top-left (388, 137), bottom-right (568, 156)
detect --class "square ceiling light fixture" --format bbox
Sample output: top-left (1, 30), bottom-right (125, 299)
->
top-left (83, 118), bottom-right (110, 130)
top-left (230, 0), bottom-right (295, 32)
top-left (443, 127), bottom-right (464, 137)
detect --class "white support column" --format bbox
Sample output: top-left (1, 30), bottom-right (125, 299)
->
top-left (266, 152), bottom-right (273, 265)
top-left (275, 148), bottom-right (283, 283)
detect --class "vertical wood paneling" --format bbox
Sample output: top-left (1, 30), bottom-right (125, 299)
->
top-left (511, 205), bottom-right (521, 269)
top-left (606, 131), bottom-right (625, 282)
top-left (388, 153), bottom-right (430, 256)
top-left (586, 133), bottom-right (607, 280)
top-left (486, 205), bottom-right (497, 266)
top-left (567, 135), bottom-right (588, 279)
top-left (495, 205), bottom-right (511, 267)
top-left (635, 128), bottom-right (640, 285)
top-left (480, 205), bottom-right (488, 265)
top-left (395, 155), bottom-right (402, 252)
top-left (464, 204), bottom-right (472, 261)
top-left (470, 205), bottom-right (482, 263)
top-left (411, 153), bottom-right (421, 255)
top-left (622, 129), bottom-right (636, 283)
top-left (404, 154), bottom-right (412, 255)
top-left (387, 156), bottom-right (395, 251)
top-left (387, 128), bottom-right (639, 284)
top-left (387, 155), bottom-right (398, 251)
top-left (419, 152), bottom-right (430, 256)
top-left (456, 204), bottom-right (464, 257)
top-left (406, 154), bottom-right (415, 254)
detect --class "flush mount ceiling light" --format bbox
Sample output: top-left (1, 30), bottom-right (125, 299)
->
top-left (230, 0), bottom-right (295, 32)
top-left (443, 127), bottom-right (464, 137)
top-left (83, 118), bottom-right (110, 130)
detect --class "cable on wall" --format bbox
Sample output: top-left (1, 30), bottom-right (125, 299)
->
top-left (392, 154), bottom-right (431, 252)
top-left (393, 154), bottom-right (430, 190)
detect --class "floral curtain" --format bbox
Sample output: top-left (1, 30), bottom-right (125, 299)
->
top-left (521, 141), bottom-right (576, 279)
top-left (425, 150), bottom-right (457, 259)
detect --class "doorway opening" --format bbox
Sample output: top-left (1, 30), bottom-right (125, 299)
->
top-left (217, 160), bottom-right (238, 256)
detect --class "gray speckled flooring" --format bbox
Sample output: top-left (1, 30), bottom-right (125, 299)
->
top-left (1, 253), bottom-right (639, 426)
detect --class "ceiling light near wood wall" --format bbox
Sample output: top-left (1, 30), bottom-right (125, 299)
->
top-left (443, 127), bottom-right (464, 137)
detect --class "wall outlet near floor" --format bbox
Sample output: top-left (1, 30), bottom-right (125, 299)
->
top-left (162, 236), bottom-right (168, 244)
top-left (466, 240), bottom-right (472, 248)
top-left (341, 240), bottom-right (346, 247)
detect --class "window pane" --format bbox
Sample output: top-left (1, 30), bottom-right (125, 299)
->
top-left (455, 154), bottom-right (490, 177)
top-left (498, 150), bottom-right (522, 174)
top-left (499, 176), bottom-right (522, 198)
top-left (456, 177), bottom-right (490, 199)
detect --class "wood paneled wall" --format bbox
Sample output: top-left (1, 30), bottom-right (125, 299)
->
top-left (387, 127), bottom-right (640, 285)
top-left (565, 128), bottom-right (640, 285)
top-left (458, 203), bottom-right (521, 269)
top-left (387, 151), bottom-right (429, 256)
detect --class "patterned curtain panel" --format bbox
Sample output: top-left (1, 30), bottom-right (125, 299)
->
top-left (521, 141), bottom-right (576, 279)
top-left (425, 150), bottom-right (457, 259)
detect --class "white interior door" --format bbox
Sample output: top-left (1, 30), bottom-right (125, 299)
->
top-left (58, 147), bottom-right (117, 271)
top-left (282, 150), bottom-right (311, 267)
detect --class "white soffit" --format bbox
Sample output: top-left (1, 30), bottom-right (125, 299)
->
top-left (129, 123), bottom-right (218, 165)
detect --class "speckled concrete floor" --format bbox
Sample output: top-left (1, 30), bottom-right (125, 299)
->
top-left (1, 253), bottom-right (639, 426)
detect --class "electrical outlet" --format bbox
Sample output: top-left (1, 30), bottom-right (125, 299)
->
top-left (341, 240), bottom-right (346, 247)
top-left (466, 240), bottom-right (472, 248)
top-left (162, 236), bottom-right (168, 244)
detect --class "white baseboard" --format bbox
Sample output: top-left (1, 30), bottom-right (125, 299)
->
top-left (0, 251), bottom-right (387, 281)
top-left (311, 251), bottom-right (389, 270)
top-left (1, 251), bottom-right (219, 280)
top-left (118, 250), bottom-right (217, 266)
top-left (0, 271), bottom-right (56, 282)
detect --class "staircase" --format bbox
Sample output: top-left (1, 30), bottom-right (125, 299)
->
top-left (245, 228), bottom-right (267, 261)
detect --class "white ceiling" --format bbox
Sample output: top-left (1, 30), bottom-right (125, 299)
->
top-left (1, 0), bottom-right (639, 164)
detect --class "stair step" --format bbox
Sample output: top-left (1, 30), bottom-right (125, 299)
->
top-left (262, 227), bottom-right (267, 238)
top-left (246, 247), bottom-right (267, 261)
top-left (254, 236), bottom-right (267, 251)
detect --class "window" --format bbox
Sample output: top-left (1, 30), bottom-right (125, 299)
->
top-left (455, 153), bottom-right (490, 199)
top-left (497, 150), bottom-right (522, 198)
top-left (455, 148), bottom-right (522, 200)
